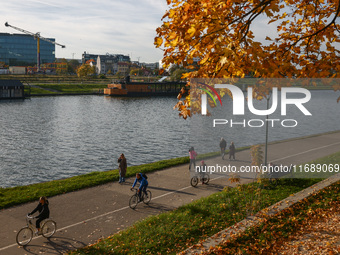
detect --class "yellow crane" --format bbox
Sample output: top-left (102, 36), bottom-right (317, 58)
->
top-left (5, 22), bottom-right (65, 72)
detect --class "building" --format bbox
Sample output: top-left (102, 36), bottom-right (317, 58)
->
top-left (0, 33), bottom-right (55, 66)
top-left (82, 52), bottom-right (98, 65)
top-left (0, 79), bottom-right (25, 99)
top-left (82, 52), bottom-right (130, 75)
top-left (96, 54), bottom-right (130, 75)
top-left (117, 62), bottom-right (130, 76)
top-left (9, 66), bottom-right (26, 74)
top-left (141, 62), bottom-right (159, 70)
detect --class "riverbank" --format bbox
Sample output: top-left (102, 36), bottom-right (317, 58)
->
top-left (0, 130), bottom-right (339, 255)
top-left (0, 156), bottom-right (188, 209)
top-left (0, 146), bottom-right (251, 209)
top-left (28, 83), bottom-right (107, 95)
top-left (20, 77), bottom-right (337, 97)
top-left (1, 130), bottom-right (339, 209)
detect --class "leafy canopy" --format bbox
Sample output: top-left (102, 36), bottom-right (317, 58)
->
top-left (77, 63), bottom-right (96, 78)
top-left (155, 0), bottom-right (340, 118)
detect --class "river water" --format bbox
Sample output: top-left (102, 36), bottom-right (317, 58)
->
top-left (0, 91), bottom-right (339, 188)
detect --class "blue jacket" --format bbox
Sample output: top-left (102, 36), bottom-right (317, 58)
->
top-left (132, 174), bottom-right (148, 189)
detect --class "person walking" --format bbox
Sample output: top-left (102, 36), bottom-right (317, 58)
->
top-left (189, 147), bottom-right (197, 171)
top-left (219, 137), bottom-right (227, 160)
top-left (118, 153), bottom-right (127, 183)
top-left (229, 142), bottom-right (236, 160)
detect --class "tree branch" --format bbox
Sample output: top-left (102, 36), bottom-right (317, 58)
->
top-left (282, 0), bottom-right (340, 57)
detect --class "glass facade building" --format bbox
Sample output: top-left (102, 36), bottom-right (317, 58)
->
top-left (0, 33), bottom-right (55, 66)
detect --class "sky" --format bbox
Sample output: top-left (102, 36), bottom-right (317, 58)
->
top-left (1, 1), bottom-right (316, 65)
top-left (0, 0), bottom-right (169, 63)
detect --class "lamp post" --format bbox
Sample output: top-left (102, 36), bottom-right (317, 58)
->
top-left (264, 91), bottom-right (272, 167)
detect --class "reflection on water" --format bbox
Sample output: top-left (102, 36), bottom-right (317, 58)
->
top-left (0, 96), bottom-right (190, 187)
top-left (0, 90), bottom-right (339, 188)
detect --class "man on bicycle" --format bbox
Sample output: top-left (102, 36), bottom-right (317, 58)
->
top-left (131, 173), bottom-right (148, 201)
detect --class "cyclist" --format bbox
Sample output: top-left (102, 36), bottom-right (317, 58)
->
top-left (131, 173), bottom-right (148, 201)
top-left (28, 196), bottom-right (50, 235)
top-left (199, 160), bottom-right (207, 184)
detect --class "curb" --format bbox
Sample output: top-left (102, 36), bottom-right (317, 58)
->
top-left (179, 173), bottom-right (340, 255)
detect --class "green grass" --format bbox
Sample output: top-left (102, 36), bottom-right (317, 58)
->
top-left (29, 86), bottom-right (58, 94)
top-left (0, 156), bottom-right (189, 209)
top-left (30, 84), bottom-right (108, 94)
top-left (67, 151), bottom-right (340, 255)
top-left (293, 152), bottom-right (340, 179)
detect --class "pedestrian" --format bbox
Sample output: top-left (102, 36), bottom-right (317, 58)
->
top-left (229, 142), bottom-right (236, 160)
top-left (219, 137), bottom-right (227, 160)
top-left (118, 153), bottom-right (127, 183)
top-left (189, 147), bottom-right (197, 171)
top-left (28, 196), bottom-right (50, 235)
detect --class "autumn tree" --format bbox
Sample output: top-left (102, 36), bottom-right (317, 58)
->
top-left (155, 0), bottom-right (340, 118)
top-left (130, 68), bottom-right (144, 76)
top-left (68, 60), bottom-right (81, 74)
top-left (77, 63), bottom-right (96, 78)
top-left (169, 65), bottom-right (191, 81)
top-left (0, 61), bottom-right (7, 68)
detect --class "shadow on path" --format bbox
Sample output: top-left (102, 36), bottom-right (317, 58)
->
top-left (148, 186), bottom-right (195, 196)
top-left (20, 236), bottom-right (86, 255)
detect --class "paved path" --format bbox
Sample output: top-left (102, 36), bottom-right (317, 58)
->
top-left (0, 131), bottom-right (339, 255)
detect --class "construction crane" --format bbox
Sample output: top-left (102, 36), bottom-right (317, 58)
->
top-left (5, 22), bottom-right (65, 72)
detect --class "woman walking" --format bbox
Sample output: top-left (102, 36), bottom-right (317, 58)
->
top-left (189, 147), bottom-right (197, 171)
top-left (118, 153), bottom-right (127, 183)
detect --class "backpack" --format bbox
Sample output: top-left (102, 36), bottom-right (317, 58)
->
top-left (141, 173), bottom-right (148, 180)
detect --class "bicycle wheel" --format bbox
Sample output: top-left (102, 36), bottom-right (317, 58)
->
top-left (190, 176), bottom-right (198, 187)
top-left (129, 194), bottom-right (139, 209)
top-left (202, 174), bottom-right (210, 184)
top-left (41, 220), bottom-right (56, 238)
top-left (143, 190), bottom-right (152, 204)
top-left (16, 227), bottom-right (33, 246)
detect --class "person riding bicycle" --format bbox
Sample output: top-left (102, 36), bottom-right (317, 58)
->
top-left (199, 160), bottom-right (207, 184)
top-left (28, 196), bottom-right (50, 234)
top-left (131, 173), bottom-right (148, 201)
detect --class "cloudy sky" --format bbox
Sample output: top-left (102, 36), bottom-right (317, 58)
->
top-left (1, 0), bottom-right (168, 63)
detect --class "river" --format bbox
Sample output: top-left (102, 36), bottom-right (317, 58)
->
top-left (0, 91), bottom-right (339, 187)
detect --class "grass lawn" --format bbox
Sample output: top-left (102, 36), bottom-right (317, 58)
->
top-left (29, 86), bottom-right (58, 94)
top-left (30, 84), bottom-right (108, 94)
top-left (67, 151), bottom-right (340, 255)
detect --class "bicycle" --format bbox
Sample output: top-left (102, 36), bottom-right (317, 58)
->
top-left (259, 164), bottom-right (294, 189)
top-left (16, 215), bottom-right (57, 246)
top-left (190, 173), bottom-right (210, 187)
top-left (129, 188), bottom-right (152, 209)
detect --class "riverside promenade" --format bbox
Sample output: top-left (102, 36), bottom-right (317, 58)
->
top-left (0, 131), bottom-right (340, 255)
